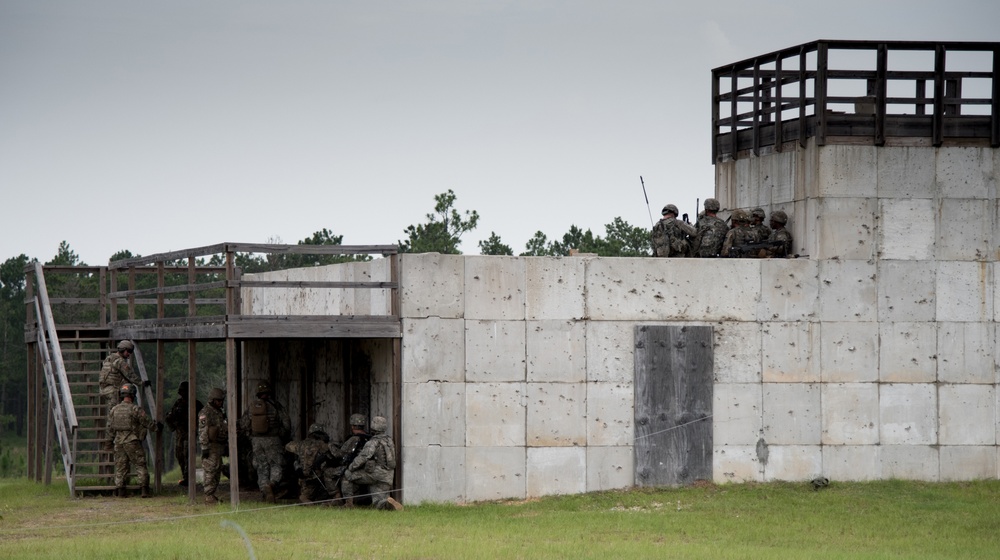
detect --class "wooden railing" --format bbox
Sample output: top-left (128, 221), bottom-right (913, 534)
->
top-left (712, 40), bottom-right (1000, 161)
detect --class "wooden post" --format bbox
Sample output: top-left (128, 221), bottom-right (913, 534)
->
top-left (711, 69), bottom-right (720, 163)
top-left (26, 342), bottom-right (36, 480)
top-left (933, 44), bottom-right (945, 146)
top-left (774, 55), bottom-right (784, 151)
top-left (154, 262), bottom-right (165, 493)
top-left (798, 45), bottom-right (807, 148)
top-left (729, 66), bottom-right (738, 159)
top-left (43, 401), bottom-right (54, 485)
top-left (992, 47), bottom-right (999, 148)
top-left (875, 43), bottom-right (887, 146)
top-left (752, 59), bottom-right (761, 156)
top-left (816, 42), bottom-right (829, 146)
top-left (187, 340), bottom-right (197, 504)
top-left (225, 247), bottom-right (241, 508)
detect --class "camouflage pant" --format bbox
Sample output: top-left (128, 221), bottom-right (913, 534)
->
top-left (342, 469), bottom-right (392, 507)
top-left (174, 434), bottom-right (190, 481)
top-left (202, 443), bottom-right (224, 496)
top-left (251, 436), bottom-right (285, 489)
top-left (298, 467), bottom-right (337, 502)
top-left (114, 440), bottom-right (148, 488)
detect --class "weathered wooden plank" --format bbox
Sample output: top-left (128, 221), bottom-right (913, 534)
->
top-left (226, 243), bottom-right (397, 255)
top-left (634, 325), bottom-right (713, 487)
top-left (108, 280), bottom-right (226, 299)
top-left (109, 243), bottom-right (227, 269)
top-left (227, 321), bottom-right (401, 339)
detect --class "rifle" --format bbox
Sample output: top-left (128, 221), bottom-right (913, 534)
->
top-left (726, 240), bottom-right (788, 258)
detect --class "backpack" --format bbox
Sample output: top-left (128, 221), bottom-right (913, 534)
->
top-left (250, 400), bottom-right (270, 435)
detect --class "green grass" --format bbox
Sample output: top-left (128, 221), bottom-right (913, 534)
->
top-left (1, 478), bottom-right (998, 559)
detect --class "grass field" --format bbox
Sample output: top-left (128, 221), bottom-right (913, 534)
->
top-left (1, 478), bottom-right (999, 559)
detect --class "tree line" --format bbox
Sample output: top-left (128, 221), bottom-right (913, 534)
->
top-left (0, 190), bottom-right (652, 438)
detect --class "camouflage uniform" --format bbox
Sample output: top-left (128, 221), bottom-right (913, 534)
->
top-left (238, 384), bottom-right (290, 502)
top-left (768, 227), bottom-right (794, 257)
top-left (106, 391), bottom-right (156, 496)
top-left (749, 208), bottom-right (772, 243)
top-left (343, 416), bottom-right (398, 510)
top-left (651, 215), bottom-right (697, 257)
top-left (164, 383), bottom-right (203, 485)
top-left (692, 214), bottom-right (729, 257)
top-left (198, 391), bottom-right (228, 502)
top-left (286, 426), bottom-right (336, 503)
top-left (99, 352), bottom-right (141, 407)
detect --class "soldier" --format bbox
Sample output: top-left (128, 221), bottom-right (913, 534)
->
top-left (650, 204), bottom-right (697, 257)
top-left (198, 387), bottom-right (228, 504)
top-left (238, 381), bottom-right (290, 503)
top-left (99, 340), bottom-right (144, 408)
top-left (691, 198), bottom-right (729, 257)
top-left (767, 210), bottom-right (794, 257)
top-left (749, 208), bottom-right (771, 243)
top-left (164, 381), bottom-right (203, 487)
top-left (721, 209), bottom-right (757, 257)
top-left (342, 415), bottom-right (402, 511)
top-left (330, 413), bottom-right (370, 500)
top-left (285, 423), bottom-right (336, 504)
top-left (106, 383), bottom-right (160, 498)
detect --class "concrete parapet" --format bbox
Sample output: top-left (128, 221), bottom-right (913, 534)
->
top-left (402, 446), bottom-right (466, 504)
top-left (822, 445), bottom-right (880, 481)
top-left (881, 445), bottom-right (939, 480)
top-left (762, 322), bottom-right (821, 382)
top-left (877, 260), bottom-right (936, 322)
top-left (466, 382), bottom-right (526, 447)
top-left (585, 258), bottom-right (760, 322)
top-left (936, 146), bottom-right (996, 199)
top-left (402, 317), bottom-right (465, 383)
top-left (879, 383), bottom-right (937, 445)
top-left (465, 447), bottom-right (526, 502)
top-left (400, 253), bottom-right (464, 318)
top-left (820, 322), bottom-right (878, 382)
top-left (940, 446), bottom-right (997, 481)
top-left (762, 383), bottom-right (821, 445)
top-left (587, 382), bottom-right (633, 446)
top-left (763, 445), bottom-right (823, 481)
top-left (808, 197), bottom-right (877, 261)
top-left (713, 445), bottom-right (763, 483)
top-left (936, 261), bottom-right (993, 322)
top-left (465, 256), bottom-right (525, 320)
top-left (713, 383), bottom-right (762, 445)
top-left (525, 257), bottom-right (586, 320)
top-left (465, 320), bottom-right (526, 382)
top-left (877, 146), bottom-right (935, 198)
top-left (526, 320), bottom-right (586, 382)
top-left (713, 321), bottom-right (762, 383)
top-left (879, 199), bottom-right (935, 261)
top-left (936, 199), bottom-right (992, 261)
top-left (526, 447), bottom-right (587, 497)
top-left (937, 322), bottom-right (994, 384)
top-left (585, 321), bottom-right (633, 383)
top-left (817, 260), bottom-right (878, 322)
top-left (821, 383), bottom-right (879, 444)
top-left (878, 322), bottom-right (937, 383)
top-left (939, 384), bottom-right (996, 445)
top-left (402, 381), bottom-right (465, 447)
top-left (526, 382), bottom-right (586, 446)
top-left (586, 446), bottom-right (634, 491)
top-left (817, 144), bottom-right (878, 198)
top-left (758, 258), bottom-right (819, 322)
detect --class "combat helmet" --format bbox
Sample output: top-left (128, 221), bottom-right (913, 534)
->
top-left (704, 198), bottom-right (721, 212)
top-left (119, 383), bottom-right (137, 399)
top-left (177, 381), bottom-right (189, 397)
top-left (117, 340), bottom-right (135, 352)
top-left (662, 204), bottom-right (679, 217)
top-left (308, 423), bottom-right (326, 436)
top-left (208, 387), bottom-right (226, 401)
top-left (349, 413), bottom-right (367, 428)
top-left (771, 210), bottom-right (788, 225)
top-left (751, 208), bottom-right (766, 222)
top-left (731, 209), bottom-right (749, 224)
top-left (370, 415), bottom-right (388, 434)
top-left (255, 381), bottom-right (272, 396)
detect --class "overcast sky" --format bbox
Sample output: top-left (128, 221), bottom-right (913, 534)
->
top-left (2, 0), bottom-right (997, 265)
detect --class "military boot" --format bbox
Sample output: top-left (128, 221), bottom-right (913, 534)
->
top-left (342, 497), bottom-right (355, 509)
top-left (116, 487), bottom-right (127, 498)
top-left (385, 497), bottom-right (404, 511)
top-left (141, 484), bottom-right (151, 498)
top-left (261, 483), bottom-right (275, 503)
top-left (204, 494), bottom-right (220, 505)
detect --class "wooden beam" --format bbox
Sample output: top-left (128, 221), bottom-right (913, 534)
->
top-left (226, 337), bottom-right (239, 508)
top-left (774, 56), bottom-right (784, 151)
top-left (992, 47), bottom-right (999, 147)
top-left (875, 44), bottom-right (887, 146)
top-left (933, 44), bottom-right (946, 146)
top-left (799, 45), bottom-right (807, 148)
top-left (816, 42), bottom-right (829, 146)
